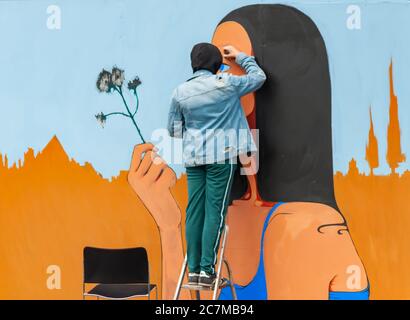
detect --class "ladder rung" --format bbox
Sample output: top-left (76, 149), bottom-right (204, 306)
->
top-left (181, 280), bottom-right (230, 291)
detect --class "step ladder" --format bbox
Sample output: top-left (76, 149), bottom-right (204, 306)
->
top-left (174, 225), bottom-right (237, 301)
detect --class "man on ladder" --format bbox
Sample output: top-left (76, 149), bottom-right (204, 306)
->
top-left (168, 42), bottom-right (266, 297)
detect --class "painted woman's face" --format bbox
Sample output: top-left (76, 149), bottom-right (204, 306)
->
top-left (212, 21), bottom-right (262, 203)
top-left (212, 22), bottom-right (256, 119)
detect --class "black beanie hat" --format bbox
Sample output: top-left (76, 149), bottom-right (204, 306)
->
top-left (191, 43), bottom-right (223, 74)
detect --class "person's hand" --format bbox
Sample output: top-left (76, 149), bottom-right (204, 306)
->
top-left (128, 143), bottom-right (182, 231)
top-left (223, 45), bottom-right (241, 61)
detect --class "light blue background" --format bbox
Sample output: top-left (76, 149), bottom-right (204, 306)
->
top-left (0, 0), bottom-right (409, 178)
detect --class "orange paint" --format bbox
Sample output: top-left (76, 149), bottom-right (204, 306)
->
top-left (335, 169), bottom-right (410, 300)
top-left (264, 203), bottom-right (368, 299)
top-left (366, 108), bottom-right (379, 176)
top-left (0, 134), bottom-right (409, 299)
top-left (334, 61), bottom-right (409, 300)
top-left (0, 137), bottom-right (169, 299)
top-left (212, 21), bottom-right (255, 118)
top-left (387, 61), bottom-right (406, 174)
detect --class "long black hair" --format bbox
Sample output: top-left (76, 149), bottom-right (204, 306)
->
top-left (221, 4), bottom-right (340, 213)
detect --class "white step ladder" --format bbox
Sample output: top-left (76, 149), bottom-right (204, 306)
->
top-left (174, 225), bottom-right (238, 301)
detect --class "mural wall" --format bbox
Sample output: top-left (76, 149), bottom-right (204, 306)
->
top-left (0, 0), bottom-right (409, 300)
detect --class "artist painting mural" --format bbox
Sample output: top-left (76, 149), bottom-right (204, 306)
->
top-left (0, 1), bottom-right (408, 300)
top-left (129, 4), bottom-right (369, 300)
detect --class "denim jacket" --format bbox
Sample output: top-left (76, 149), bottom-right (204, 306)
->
top-left (168, 53), bottom-right (266, 167)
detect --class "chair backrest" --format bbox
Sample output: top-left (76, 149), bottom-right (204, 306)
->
top-left (83, 247), bottom-right (149, 285)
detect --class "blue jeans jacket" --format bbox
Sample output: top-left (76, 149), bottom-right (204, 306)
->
top-left (168, 53), bottom-right (266, 167)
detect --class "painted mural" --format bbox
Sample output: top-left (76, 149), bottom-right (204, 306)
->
top-left (0, 1), bottom-right (409, 300)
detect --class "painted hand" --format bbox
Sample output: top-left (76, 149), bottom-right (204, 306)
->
top-left (128, 144), bottom-right (182, 231)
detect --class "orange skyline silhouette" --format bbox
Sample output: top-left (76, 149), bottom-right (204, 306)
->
top-left (0, 60), bottom-right (409, 300)
top-left (366, 108), bottom-right (379, 176)
top-left (0, 137), bottom-right (177, 299)
top-left (387, 61), bottom-right (406, 174)
top-left (364, 61), bottom-right (406, 177)
top-left (336, 60), bottom-right (408, 300)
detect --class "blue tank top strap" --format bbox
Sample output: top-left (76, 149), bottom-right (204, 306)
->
top-left (329, 287), bottom-right (370, 300)
top-left (261, 203), bottom-right (283, 249)
top-left (219, 203), bottom-right (284, 301)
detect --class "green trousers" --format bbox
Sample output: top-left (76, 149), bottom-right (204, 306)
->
top-left (186, 162), bottom-right (237, 275)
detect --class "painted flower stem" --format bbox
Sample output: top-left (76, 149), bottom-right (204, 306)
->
top-left (116, 87), bottom-right (146, 144)
top-left (105, 112), bottom-right (130, 118)
top-left (133, 91), bottom-right (139, 117)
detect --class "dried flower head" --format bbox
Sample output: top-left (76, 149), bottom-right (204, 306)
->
top-left (95, 112), bottom-right (107, 128)
top-left (111, 67), bottom-right (125, 87)
top-left (128, 76), bottom-right (142, 91)
top-left (96, 70), bottom-right (113, 93)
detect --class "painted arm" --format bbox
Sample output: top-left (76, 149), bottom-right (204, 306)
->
top-left (263, 203), bottom-right (368, 300)
top-left (127, 144), bottom-right (190, 300)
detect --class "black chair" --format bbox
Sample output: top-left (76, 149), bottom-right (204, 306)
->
top-left (83, 247), bottom-right (157, 300)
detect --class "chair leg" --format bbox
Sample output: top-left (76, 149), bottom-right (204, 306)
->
top-left (194, 290), bottom-right (201, 300)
